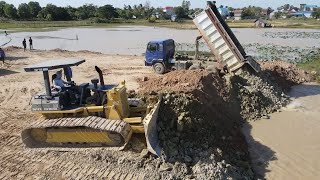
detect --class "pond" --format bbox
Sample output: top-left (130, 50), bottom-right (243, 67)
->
top-left (1, 26), bottom-right (320, 57)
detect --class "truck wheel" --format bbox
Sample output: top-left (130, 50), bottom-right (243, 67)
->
top-left (188, 64), bottom-right (201, 70)
top-left (153, 63), bottom-right (165, 74)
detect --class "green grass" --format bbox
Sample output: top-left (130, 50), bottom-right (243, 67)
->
top-left (227, 18), bottom-right (320, 29)
top-left (297, 57), bottom-right (320, 83)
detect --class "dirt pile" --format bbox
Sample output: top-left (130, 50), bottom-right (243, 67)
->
top-left (137, 66), bottom-right (311, 178)
top-left (260, 61), bottom-right (313, 92)
top-left (139, 70), bottom-right (228, 96)
top-left (139, 70), bottom-right (254, 179)
top-left (230, 72), bottom-right (289, 120)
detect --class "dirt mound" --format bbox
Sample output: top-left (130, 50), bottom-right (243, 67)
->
top-left (3, 46), bottom-right (22, 51)
top-left (231, 72), bottom-right (289, 120)
top-left (137, 65), bottom-right (312, 178)
top-left (260, 61), bottom-right (313, 92)
top-left (139, 70), bottom-right (254, 178)
top-left (77, 50), bottom-right (102, 54)
top-left (139, 70), bottom-right (227, 96)
top-left (51, 48), bottom-right (69, 52)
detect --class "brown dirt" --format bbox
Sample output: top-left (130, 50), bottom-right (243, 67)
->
top-left (260, 61), bottom-right (313, 92)
top-left (139, 70), bottom-right (229, 98)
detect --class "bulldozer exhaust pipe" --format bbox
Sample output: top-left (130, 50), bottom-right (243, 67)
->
top-left (95, 66), bottom-right (105, 88)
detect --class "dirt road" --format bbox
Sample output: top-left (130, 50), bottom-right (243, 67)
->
top-left (0, 48), bottom-right (155, 179)
top-left (243, 83), bottom-right (320, 179)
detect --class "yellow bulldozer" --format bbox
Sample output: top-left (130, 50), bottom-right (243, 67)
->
top-left (22, 58), bottom-right (161, 155)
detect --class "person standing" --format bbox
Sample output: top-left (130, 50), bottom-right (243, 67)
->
top-left (0, 48), bottom-right (5, 64)
top-left (22, 39), bottom-right (27, 52)
top-left (4, 31), bottom-right (8, 36)
top-left (29, 37), bottom-right (33, 50)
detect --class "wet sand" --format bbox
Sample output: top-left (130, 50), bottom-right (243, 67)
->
top-left (243, 83), bottom-right (320, 179)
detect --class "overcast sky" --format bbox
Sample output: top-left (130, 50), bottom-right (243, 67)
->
top-left (7, 0), bottom-right (320, 9)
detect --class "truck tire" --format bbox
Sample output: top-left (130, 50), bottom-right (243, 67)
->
top-left (188, 64), bottom-right (201, 70)
top-left (153, 63), bottom-right (165, 74)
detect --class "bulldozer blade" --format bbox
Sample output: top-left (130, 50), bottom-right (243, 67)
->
top-left (143, 97), bottom-right (162, 156)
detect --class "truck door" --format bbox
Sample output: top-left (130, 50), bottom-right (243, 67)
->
top-left (145, 43), bottom-right (161, 65)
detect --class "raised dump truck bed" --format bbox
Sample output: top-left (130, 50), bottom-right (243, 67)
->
top-left (193, 2), bottom-right (261, 73)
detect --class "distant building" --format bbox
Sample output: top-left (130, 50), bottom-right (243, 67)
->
top-left (234, 9), bottom-right (243, 20)
top-left (254, 19), bottom-right (272, 28)
top-left (290, 11), bottom-right (313, 18)
top-left (217, 7), bottom-right (229, 18)
top-left (288, 9), bottom-right (297, 13)
top-left (163, 6), bottom-right (174, 16)
top-left (300, 4), bottom-right (318, 11)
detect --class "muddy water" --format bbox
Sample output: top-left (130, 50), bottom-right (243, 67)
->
top-left (243, 83), bottom-right (320, 179)
top-left (1, 26), bottom-right (320, 55)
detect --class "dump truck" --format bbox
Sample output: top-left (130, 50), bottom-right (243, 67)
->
top-left (21, 58), bottom-right (161, 156)
top-left (145, 1), bottom-right (261, 74)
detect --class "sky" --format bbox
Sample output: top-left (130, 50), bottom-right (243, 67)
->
top-left (7, 0), bottom-right (320, 9)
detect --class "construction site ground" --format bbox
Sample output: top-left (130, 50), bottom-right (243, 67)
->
top-left (0, 47), bottom-right (319, 179)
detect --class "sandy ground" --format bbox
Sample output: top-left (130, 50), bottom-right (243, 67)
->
top-left (0, 48), bottom-right (155, 179)
top-left (1, 48), bottom-right (320, 179)
top-left (243, 83), bottom-right (320, 179)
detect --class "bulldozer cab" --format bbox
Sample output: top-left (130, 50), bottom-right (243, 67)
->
top-left (24, 58), bottom-right (85, 97)
top-left (24, 58), bottom-right (117, 111)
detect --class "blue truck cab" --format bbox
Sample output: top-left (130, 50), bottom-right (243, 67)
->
top-left (145, 39), bottom-right (175, 74)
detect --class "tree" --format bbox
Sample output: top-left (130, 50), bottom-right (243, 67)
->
top-left (241, 6), bottom-right (262, 19)
top-left (4, 4), bottom-right (17, 19)
top-left (312, 10), bottom-right (320, 19)
top-left (55, 7), bottom-right (71, 20)
top-left (96, 5), bottom-right (117, 19)
top-left (28, 1), bottom-right (41, 18)
top-left (148, 14), bottom-right (156, 23)
top-left (181, 0), bottom-right (191, 11)
top-left (66, 6), bottom-right (77, 20)
top-left (228, 7), bottom-right (234, 11)
top-left (18, 3), bottom-right (31, 19)
top-left (267, 7), bottom-right (273, 15)
top-left (75, 4), bottom-right (97, 20)
top-left (0, 1), bottom-right (7, 17)
top-left (274, 12), bottom-right (282, 19)
top-left (174, 6), bottom-right (186, 19)
top-left (283, 4), bottom-right (290, 11)
top-left (37, 4), bottom-right (57, 20)
top-left (37, 4), bottom-right (70, 21)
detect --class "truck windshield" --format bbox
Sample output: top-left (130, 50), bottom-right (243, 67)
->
top-left (147, 43), bottom-right (158, 51)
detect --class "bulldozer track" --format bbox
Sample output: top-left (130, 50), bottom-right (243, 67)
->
top-left (21, 116), bottom-right (132, 149)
